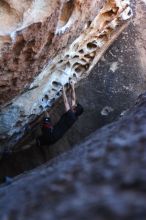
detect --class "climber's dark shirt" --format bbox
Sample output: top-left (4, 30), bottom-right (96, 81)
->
top-left (38, 109), bottom-right (78, 146)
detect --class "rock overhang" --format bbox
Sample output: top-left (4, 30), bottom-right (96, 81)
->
top-left (0, 0), bottom-right (133, 151)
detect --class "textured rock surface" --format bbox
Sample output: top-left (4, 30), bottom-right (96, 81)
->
top-left (0, 0), bottom-right (133, 151)
top-left (0, 0), bottom-right (132, 105)
top-left (0, 0), bottom-right (102, 105)
top-left (0, 92), bottom-right (146, 220)
top-left (9, 0), bottom-right (145, 159)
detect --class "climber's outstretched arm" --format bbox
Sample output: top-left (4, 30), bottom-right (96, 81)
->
top-left (70, 80), bottom-right (76, 107)
top-left (62, 85), bottom-right (70, 112)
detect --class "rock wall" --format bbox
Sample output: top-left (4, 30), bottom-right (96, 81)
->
top-left (0, 0), bottom-right (132, 151)
top-left (0, 92), bottom-right (146, 220)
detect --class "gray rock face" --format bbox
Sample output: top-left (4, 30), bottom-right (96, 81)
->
top-left (0, 93), bottom-right (146, 220)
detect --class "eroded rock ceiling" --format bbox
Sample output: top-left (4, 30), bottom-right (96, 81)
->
top-left (0, 0), bottom-right (132, 151)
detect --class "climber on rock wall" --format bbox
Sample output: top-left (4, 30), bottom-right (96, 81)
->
top-left (37, 81), bottom-right (84, 146)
